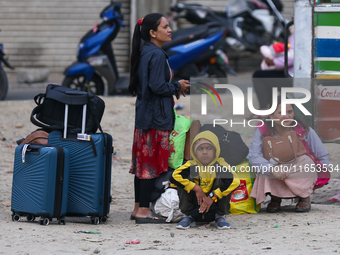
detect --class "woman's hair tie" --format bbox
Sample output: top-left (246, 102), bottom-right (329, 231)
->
top-left (137, 18), bottom-right (144, 26)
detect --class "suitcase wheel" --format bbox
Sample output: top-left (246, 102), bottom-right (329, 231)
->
top-left (91, 217), bottom-right (100, 225)
top-left (39, 218), bottom-right (50, 226)
top-left (26, 215), bottom-right (36, 222)
top-left (58, 218), bottom-right (66, 225)
top-left (12, 214), bottom-right (21, 222)
top-left (100, 216), bottom-right (108, 223)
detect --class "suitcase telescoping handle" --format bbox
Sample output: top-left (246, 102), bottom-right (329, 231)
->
top-left (63, 102), bottom-right (98, 157)
top-left (63, 103), bottom-right (90, 141)
top-left (63, 90), bottom-right (89, 139)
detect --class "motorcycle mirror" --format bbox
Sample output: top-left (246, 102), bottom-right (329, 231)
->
top-left (170, 3), bottom-right (178, 12)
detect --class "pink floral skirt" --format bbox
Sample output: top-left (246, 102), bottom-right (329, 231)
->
top-left (130, 128), bottom-right (171, 179)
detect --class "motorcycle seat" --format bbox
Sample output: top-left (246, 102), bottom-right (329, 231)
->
top-left (80, 22), bottom-right (111, 43)
top-left (163, 24), bottom-right (208, 51)
top-left (163, 22), bottom-right (223, 51)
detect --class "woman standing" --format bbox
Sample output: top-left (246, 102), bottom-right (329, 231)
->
top-left (249, 98), bottom-right (329, 213)
top-left (128, 13), bottom-right (190, 223)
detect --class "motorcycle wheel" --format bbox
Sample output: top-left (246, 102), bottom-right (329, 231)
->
top-left (207, 66), bottom-right (228, 94)
top-left (207, 66), bottom-right (227, 78)
top-left (0, 66), bottom-right (8, 101)
top-left (62, 73), bottom-right (104, 95)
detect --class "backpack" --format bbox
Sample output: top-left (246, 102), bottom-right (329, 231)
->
top-left (30, 84), bottom-right (105, 134)
top-left (150, 168), bottom-right (175, 202)
top-left (200, 124), bottom-right (249, 166)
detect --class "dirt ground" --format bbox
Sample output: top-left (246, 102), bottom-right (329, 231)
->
top-left (1, 93), bottom-right (340, 255)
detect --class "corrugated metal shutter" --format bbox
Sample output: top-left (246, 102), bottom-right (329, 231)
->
top-left (0, 0), bottom-right (130, 75)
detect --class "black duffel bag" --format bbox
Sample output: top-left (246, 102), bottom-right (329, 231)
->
top-left (30, 84), bottom-right (105, 134)
top-left (200, 124), bottom-right (249, 166)
top-left (150, 167), bottom-right (175, 202)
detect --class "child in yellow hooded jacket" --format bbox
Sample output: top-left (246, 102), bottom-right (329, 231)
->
top-left (171, 130), bottom-right (240, 229)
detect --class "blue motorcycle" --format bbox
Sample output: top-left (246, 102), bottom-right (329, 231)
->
top-left (164, 21), bottom-right (236, 80)
top-left (62, 1), bottom-right (125, 95)
top-left (62, 1), bottom-right (234, 96)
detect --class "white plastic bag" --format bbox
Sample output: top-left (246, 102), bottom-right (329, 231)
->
top-left (152, 188), bottom-right (185, 223)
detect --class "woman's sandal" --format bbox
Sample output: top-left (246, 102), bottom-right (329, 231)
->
top-left (266, 197), bottom-right (282, 213)
top-left (135, 212), bottom-right (166, 224)
top-left (295, 197), bottom-right (311, 212)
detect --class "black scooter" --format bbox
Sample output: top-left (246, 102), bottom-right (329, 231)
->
top-left (169, 0), bottom-right (287, 54)
top-left (162, 21), bottom-right (237, 80)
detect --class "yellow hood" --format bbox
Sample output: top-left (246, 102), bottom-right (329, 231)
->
top-left (172, 130), bottom-right (240, 198)
top-left (190, 131), bottom-right (220, 166)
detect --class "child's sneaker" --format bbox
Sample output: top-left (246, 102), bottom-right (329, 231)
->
top-left (176, 216), bottom-right (196, 230)
top-left (215, 216), bottom-right (230, 230)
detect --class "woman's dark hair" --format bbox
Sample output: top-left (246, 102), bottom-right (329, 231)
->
top-left (265, 96), bottom-right (309, 134)
top-left (128, 13), bottom-right (163, 96)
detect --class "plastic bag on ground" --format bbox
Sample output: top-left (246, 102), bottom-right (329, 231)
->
top-left (151, 188), bottom-right (185, 223)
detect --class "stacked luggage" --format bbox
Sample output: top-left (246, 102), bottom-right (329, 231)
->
top-left (11, 84), bottom-right (113, 225)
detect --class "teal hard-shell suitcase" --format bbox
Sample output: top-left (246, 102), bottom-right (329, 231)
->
top-left (11, 144), bottom-right (70, 225)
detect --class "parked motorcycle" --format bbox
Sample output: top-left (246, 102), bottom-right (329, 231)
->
top-left (0, 32), bottom-right (15, 100)
top-left (163, 21), bottom-right (236, 80)
top-left (169, 0), bottom-right (287, 54)
top-left (62, 1), bottom-right (235, 96)
top-left (62, 1), bottom-right (127, 95)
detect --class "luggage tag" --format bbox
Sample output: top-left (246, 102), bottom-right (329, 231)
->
top-left (77, 134), bottom-right (91, 141)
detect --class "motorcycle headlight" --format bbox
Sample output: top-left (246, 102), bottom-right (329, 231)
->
top-left (195, 10), bottom-right (207, 19)
top-left (77, 43), bottom-right (84, 58)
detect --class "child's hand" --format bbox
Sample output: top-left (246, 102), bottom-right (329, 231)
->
top-left (193, 185), bottom-right (205, 205)
top-left (199, 196), bottom-right (214, 213)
